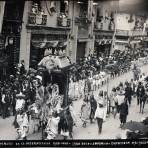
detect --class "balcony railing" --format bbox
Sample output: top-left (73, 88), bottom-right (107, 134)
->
top-left (116, 30), bottom-right (129, 36)
top-left (57, 17), bottom-right (71, 27)
top-left (75, 16), bottom-right (91, 25)
top-left (116, 29), bottom-right (147, 37)
top-left (94, 21), bottom-right (115, 31)
top-left (129, 30), bottom-right (147, 36)
top-left (28, 12), bottom-right (47, 25)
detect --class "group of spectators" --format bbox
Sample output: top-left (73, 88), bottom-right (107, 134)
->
top-left (0, 59), bottom-right (72, 140)
top-left (68, 47), bottom-right (148, 101)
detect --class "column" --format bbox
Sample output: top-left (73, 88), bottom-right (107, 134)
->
top-left (19, 1), bottom-right (32, 70)
top-left (0, 1), bottom-right (5, 33)
top-left (85, 0), bottom-right (95, 56)
top-left (68, 0), bottom-right (78, 63)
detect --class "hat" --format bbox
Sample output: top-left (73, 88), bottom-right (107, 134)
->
top-left (116, 86), bottom-right (120, 91)
top-left (112, 87), bottom-right (116, 92)
top-left (99, 90), bottom-right (103, 97)
top-left (16, 93), bottom-right (25, 99)
top-left (36, 75), bottom-right (42, 81)
top-left (141, 117), bottom-right (146, 122)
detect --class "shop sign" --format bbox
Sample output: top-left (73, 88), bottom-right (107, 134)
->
top-left (94, 30), bottom-right (114, 36)
top-left (30, 28), bottom-right (69, 35)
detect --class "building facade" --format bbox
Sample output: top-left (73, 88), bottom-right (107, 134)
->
top-left (0, 0), bottom-right (148, 74)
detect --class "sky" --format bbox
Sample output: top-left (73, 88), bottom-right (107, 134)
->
top-left (118, 0), bottom-right (148, 14)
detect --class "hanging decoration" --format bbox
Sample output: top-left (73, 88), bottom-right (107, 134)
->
top-left (45, 1), bottom-right (56, 16)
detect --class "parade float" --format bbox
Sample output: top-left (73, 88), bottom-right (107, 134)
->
top-left (38, 54), bottom-right (72, 107)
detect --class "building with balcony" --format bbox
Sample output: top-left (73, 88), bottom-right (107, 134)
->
top-left (93, 0), bottom-right (118, 58)
top-left (19, 0), bottom-right (96, 68)
top-left (0, 0), bottom-right (148, 75)
top-left (113, 12), bottom-right (148, 52)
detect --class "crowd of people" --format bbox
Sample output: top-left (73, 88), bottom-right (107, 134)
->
top-left (0, 47), bottom-right (148, 140)
top-left (0, 60), bottom-right (77, 140)
top-left (68, 47), bottom-right (148, 101)
top-left (78, 70), bottom-right (148, 138)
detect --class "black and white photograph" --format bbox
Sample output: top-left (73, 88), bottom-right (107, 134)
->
top-left (0, 0), bottom-right (148, 146)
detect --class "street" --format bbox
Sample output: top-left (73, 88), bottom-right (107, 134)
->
top-left (0, 64), bottom-right (148, 140)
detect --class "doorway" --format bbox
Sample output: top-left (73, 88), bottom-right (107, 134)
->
top-left (76, 41), bottom-right (86, 61)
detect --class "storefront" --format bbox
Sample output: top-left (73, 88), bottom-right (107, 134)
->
top-left (0, 0), bottom-right (25, 77)
top-left (76, 40), bottom-right (87, 61)
top-left (26, 25), bottom-right (70, 69)
top-left (95, 39), bottom-right (112, 57)
top-left (94, 30), bottom-right (113, 58)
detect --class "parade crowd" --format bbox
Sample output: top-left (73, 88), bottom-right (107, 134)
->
top-left (0, 47), bottom-right (148, 140)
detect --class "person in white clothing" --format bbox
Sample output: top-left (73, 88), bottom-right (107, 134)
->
top-left (94, 100), bottom-right (106, 134)
top-left (45, 111), bottom-right (60, 140)
top-left (15, 93), bottom-right (26, 112)
top-left (16, 110), bottom-right (29, 140)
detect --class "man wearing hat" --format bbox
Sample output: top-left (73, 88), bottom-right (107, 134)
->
top-left (116, 87), bottom-right (125, 114)
top-left (94, 99), bottom-right (106, 134)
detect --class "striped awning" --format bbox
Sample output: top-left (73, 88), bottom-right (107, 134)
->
top-left (115, 40), bottom-right (129, 44)
top-left (58, 41), bottom-right (67, 48)
top-left (96, 39), bottom-right (112, 45)
top-left (130, 40), bottom-right (141, 44)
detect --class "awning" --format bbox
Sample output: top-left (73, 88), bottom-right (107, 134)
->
top-left (38, 55), bottom-right (71, 71)
top-left (32, 41), bottom-right (46, 48)
top-left (130, 40), bottom-right (141, 44)
top-left (58, 41), bottom-right (67, 48)
top-left (78, 38), bottom-right (89, 42)
top-left (45, 41), bottom-right (59, 48)
top-left (96, 39), bottom-right (112, 45)
top-left (115, 40), bottom-right (129, 44)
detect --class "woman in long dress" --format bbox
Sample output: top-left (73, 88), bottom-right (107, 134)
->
top-left (80, 99), bottom-right (91, 128)
top-left (45, 111), bottom-right (60, 140)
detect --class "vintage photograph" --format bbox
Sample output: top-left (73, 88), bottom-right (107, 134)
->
top-left (0, 0), bottom-right (148, 144)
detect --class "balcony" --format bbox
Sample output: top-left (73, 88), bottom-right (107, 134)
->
top-left (116, 30), bottom-right (129, 36)
top-left (129, 30), bottom-right (147, 36)
top-left (28, 12), bottom-right (47, 26)
top-left (75, 16), bottom-right (91, 25)
top-left (57, 16), bottom-right (71, 27)
top-left (77, 26), bottom-right (88, 39)
top-left (94, 21), bottom-right (115, 31)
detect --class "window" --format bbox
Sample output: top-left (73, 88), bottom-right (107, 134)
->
top-left (60, 0), bottom-right (69, 15)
